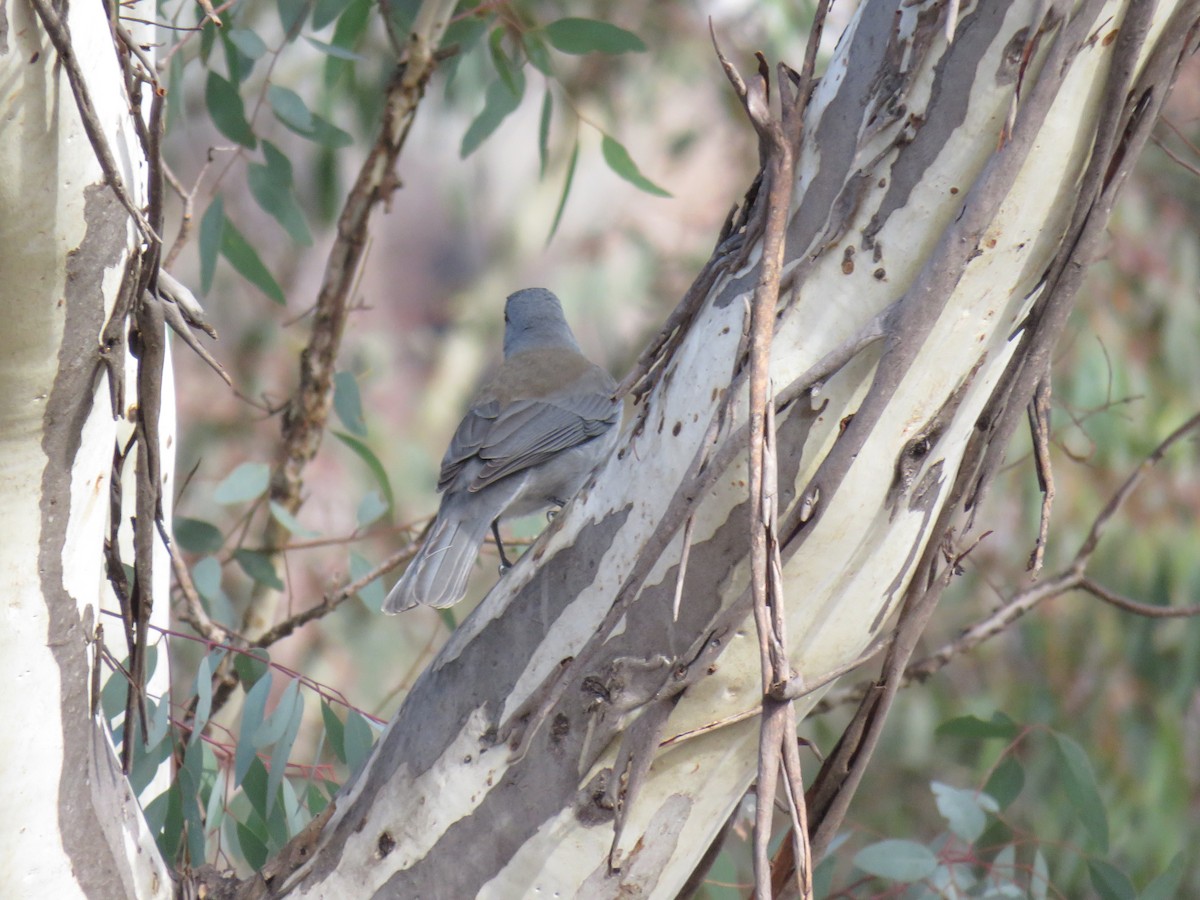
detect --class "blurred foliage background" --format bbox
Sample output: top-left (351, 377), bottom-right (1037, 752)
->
top-left (126, 0), bottom-right (1200, 893)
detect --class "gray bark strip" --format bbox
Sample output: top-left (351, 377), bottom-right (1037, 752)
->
top-left (279, 2), bottom-right (1196, 897)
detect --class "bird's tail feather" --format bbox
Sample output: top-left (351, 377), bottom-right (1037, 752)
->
top-left (382, 514), bottom-right (489, 613)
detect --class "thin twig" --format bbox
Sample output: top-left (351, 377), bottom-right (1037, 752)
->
top-left (1027, 372), bottom-right (1054, 576)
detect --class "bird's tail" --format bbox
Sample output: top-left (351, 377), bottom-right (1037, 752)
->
top-left (382, 513), bottom-right (490, 613)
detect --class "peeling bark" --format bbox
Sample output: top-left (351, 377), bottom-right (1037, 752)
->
top-left (0, 0), bottom-right (172, 895)
top-left (272, 1), bottom-right (1196, 897)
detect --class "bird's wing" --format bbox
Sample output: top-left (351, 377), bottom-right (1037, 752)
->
top-left (471, 392), bottom-right (618, 489)
top-left (437, 389), bottom-right (617, 493)
top-left (436, 398), bottom-right (502, 491)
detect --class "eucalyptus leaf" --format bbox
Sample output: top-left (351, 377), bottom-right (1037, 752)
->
top-left (853, 839), bottom-right (938, 882)
top-left (205, 72), bottom-right (257, 148)
top-left (600, 134), bottom-right (671, 197)
top-left (213, 462), bottom-right (270, 504)
top-left (542, 18), bottom-right (646, 55)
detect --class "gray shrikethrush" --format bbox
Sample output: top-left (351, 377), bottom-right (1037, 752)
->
top-left (383, 288), bottom-right (620, 612)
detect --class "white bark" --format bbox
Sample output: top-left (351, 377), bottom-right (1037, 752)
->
top-left (0, 1), bottom-right (173, 896)
top-left (274, 0), bottom-right (1191, 897)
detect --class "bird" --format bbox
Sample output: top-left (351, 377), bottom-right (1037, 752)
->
top-left (383, 288), bottom-right (621, 613)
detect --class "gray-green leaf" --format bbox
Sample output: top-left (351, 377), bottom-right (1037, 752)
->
top-left (853, 839), bottom-right (938, 882)
top-left (205, 72), bottom-right (257, 148)
top-left (248, 141), bottom-right (313, 245)
top-left (461, 73), bottom-right (525, 158)
top-left (601, 134), bottom-right (671, 197)
top-left (542, 18), bottom-right (646, 55)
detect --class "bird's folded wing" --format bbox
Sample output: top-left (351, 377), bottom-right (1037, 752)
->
top-left (436, 400), bottom-right (499, 491)
top-left (437, 391), bottom-right (617, 492)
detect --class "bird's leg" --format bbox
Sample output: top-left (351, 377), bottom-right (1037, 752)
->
top-left (492, 519), bottom-right (513, 573)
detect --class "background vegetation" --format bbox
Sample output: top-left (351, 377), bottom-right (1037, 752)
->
top-left (106, 0), bottom-right (1200, 894)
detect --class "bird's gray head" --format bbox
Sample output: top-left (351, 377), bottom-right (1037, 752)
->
top-left (503, 288), bottom-right (581, 357)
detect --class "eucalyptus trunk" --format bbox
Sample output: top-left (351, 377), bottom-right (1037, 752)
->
top-left (280, 1), bottom-right (1196, 895)
top-left (0, 1), bottom-right (173, 896)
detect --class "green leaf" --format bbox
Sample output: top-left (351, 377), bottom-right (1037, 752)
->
top-left (333, 432), bottom-right (394, 512)
top-left (542, 18), bottom-right (646, 55)
top-left (237, 818), bottom-right (269, 871)
top-left (461, 73), bottom-right (525, 158)
top-left (205, 767), bottom-right (228, 837)
top-left (174, 517), bottom-right (224, 554)
top-left (1141, 853), bottom-right (1185, 900)
top-left (190, 650), bottom-right (224, 745)
top-left (241, 757), bottom-right (271, 824)
top-left (304, 35), bottom-right (365, 61)
top-left (220, 31), bottom-right (254, 84)
top-left (268, 84), bottom-right (314, 132)
top-left (192, 556), bottom-right (229, 617)
top-left (221, 219), bottom-right (287, 303)
top-left (333, 371), bottom-right (367, 436)
top-left (323, 0), bottom-right (371, 88)
top-left (183, 779), bottom-right (207, 865)
top-left (350, 551), bottom-right (385, 608)
top-left (312, 0), bottom-right (352, 29)
top-left (936, 712), bottom-right (1020, 740)
top-left (931, 782), bottom-right (990, 844)
top-left (853, 839), bottom-right (938, 882)
top-left (436, 606), bottom-right (458, 631)
top-left (523, 31), bottom-right (553, 76)
top-left (236, 673), bottom-right (272, 787)
top-left (305, 780), bottom-right (329, 816)
top-left (253, 679), bottom-right (298, 747)
top-left (384, 0), bottom-right (421, 34)
top-left (178, 739), bottom-right (207, 862)
top-left (205, 72), bottom-right (257, 148)
top-left (166, 49), bottom-right (186, 131)
top-left (268, 84), bottom-right (351, 147)
top-left (199, 197), bottom-right (224, 295)
top-left (277, 0), bottom-right (308, 37)
top-left (537, 88), bottom-right (552, 177)
top-left (356, 490), bottom-right (388, 528)
top-left (1056, 734), bottom-right (1108, 854)
top-left (488, 27), bottom-right (520, 96)
top-left (1087, 860), bottom-right (1135, 900)
top-left (269, 501), bottom-right (319, 538)
top-left (156, 781), bottom-right (184, 860)
top-left (213, 462), bottom-right (270, 504)
top-left (128, 702), bottom-right (174, 795)
top-left (100, 666), bottom-right (128, 722)
top-left (1052, 731), bottom-right (1109, 852)
top-left (547, 140), bottom-right (579, 243)
top-left (227, 28), bottom-right (268, 60)
top-left (235, 549), bottom-right (285, 591)
top-left (248, 142), bottom-right (313, 245)
top-left (266, 690), bottom-right (304, 817)
top-left (146, 693), bottom-right (172, 747)
top-left (601, 134), bottom-right (670, 197)
top-left (984, 755), bottom-right (1024, 809)
top-left (439, 13), bottom-right (488, 87)
top-left (320, 700), bottom-right (346, 764)
top-left (233, 648), bottom-right (271, 689)
top-left (343, 709), bottom-right (375, 775)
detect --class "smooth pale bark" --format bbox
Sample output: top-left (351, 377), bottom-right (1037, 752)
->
top-left (278, 1), bottom-right (1188, 897)
top-left (0, 1), bottom-right (172, 896)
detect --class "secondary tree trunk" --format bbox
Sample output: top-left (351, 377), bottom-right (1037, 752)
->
top-left (276, 1), bottom-right (1198, 896)
top-left (0, 1), bottom-right (172, 896)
